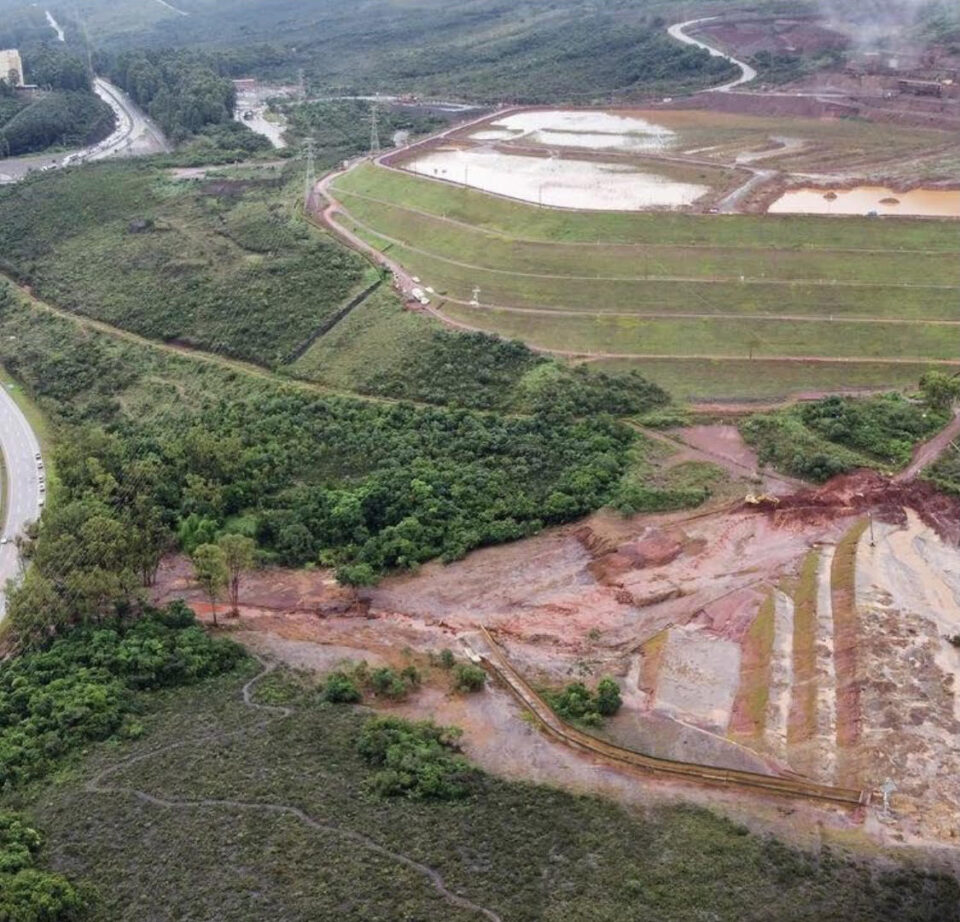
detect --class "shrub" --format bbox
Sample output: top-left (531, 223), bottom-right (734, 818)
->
top-left (451, 663), bottom-right (487, 693)
top-left (357, 716), bottom-right (475, 800)
top-left (0, 606), bottom-right (244, 792)
top-left (545, 678), bottom-right (622, 726)
top-left (0, 812), bottom-right (87, 920)
top-left (596, 677), bottom-right (623, 716)
top-left (322, 671), bottom-right (362, 704)
top-left (369, 667), bottom-right (411, 700)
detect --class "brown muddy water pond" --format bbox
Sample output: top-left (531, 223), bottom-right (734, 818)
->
top-left (767, 185), bottom-right (960, 218)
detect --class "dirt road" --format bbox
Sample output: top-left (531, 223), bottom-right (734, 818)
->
top-left (895, 410), bottom-right (960, 482)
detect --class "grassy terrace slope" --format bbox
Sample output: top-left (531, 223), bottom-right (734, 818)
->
top-left (0, 162), bottom-right (371, 367)
top-left (331, 164), bottom-right (960, 399)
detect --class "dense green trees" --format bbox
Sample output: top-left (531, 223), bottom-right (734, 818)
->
top-left (544, 678), bottom-right (623, 727)
top-left (0, 604), bottom-right (243, 787)
top-left (0, 45), bottom-right (114, 157)
top-left (24, 46), bottom-right (91, 92)
top-left (919, 371), bottom-right (960, 412)
top-left (0, 90), bottom-right (114, 157)
top-left (0, 285), bottom-right (647, 640)
top-left (366, 330), bottom-right (669, 415)
top-left (106, 50), bottom-right (237, 141)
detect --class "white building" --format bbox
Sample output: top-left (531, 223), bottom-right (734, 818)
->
top-left (0, 49), bottom-right (24, 87)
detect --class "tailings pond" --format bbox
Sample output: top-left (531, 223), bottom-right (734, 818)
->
top-left (402, 147), bottom-right (709, 211)
top-left (468, 109), bottom-right (677, 151)
top-left (768, 186), bottom-right (960, 218)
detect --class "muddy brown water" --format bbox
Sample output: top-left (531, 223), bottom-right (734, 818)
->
top-left (767, 186), bottom-right (960, 218)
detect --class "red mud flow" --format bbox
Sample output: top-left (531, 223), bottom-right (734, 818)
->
top-left (753, 469), bottom-right (960, 545)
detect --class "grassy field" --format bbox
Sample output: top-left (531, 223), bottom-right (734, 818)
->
top-left (15, 664), bottom-right (959, 922)
top-left (586, 357), bottom-right (933, 402)
top-left (439, 304), bottom-right (958, 362)
top-left (331, 164), bottom-right (960, 398)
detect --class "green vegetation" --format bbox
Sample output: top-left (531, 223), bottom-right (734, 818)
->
top-left (0, 162), bottom-right (369, 366)
top-left (354, 325), bottom-right (668, 414)
top-left (53, 0), bottom-right (737, 102)
top-left (927, 442), bottom-right (960, 496)
top-left (451, 663), bottom-right (487, 693)
top-left (590, 357), bottom-right (937, 403)
top-left (282, 98), bottom-right (447, 167)
top-left (0, 45), bottom-right (114, 157)
top-left (12, 664), bottom-right (954, 920)
top-left (358, 716), bottom-right (475, 800)
top-left (742, 393), bottom-right (948, 481)
top-left (0, 603), bottom-right (242, 788)
top-left (0, 279), bottom-right (649, 633)
top-left (105, 49), bottom-right (253, 147)
top-left (0, 89), bottom-right (114, 157)
top-left (544, 677), bottom-right (623, 727)
top-left (0, 812), bottom-right (86, 922)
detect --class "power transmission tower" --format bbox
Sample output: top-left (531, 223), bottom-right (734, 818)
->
top-left (298, 68), bottom-right (306, 102)
top-left (303, 137), bottom-right (316, 212)
top-left (370, 102), bottom-right (381, 156)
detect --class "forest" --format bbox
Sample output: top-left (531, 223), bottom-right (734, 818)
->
top-left (0, 46), bottom-right (114, 157)
top-left (0, 278), bottom-right (671, 641)
top-left (9, 0), bottom-right (740, 103)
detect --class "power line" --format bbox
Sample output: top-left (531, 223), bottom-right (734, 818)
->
top-left (370, 101), bottom-right (381, 156)
top-left (303, 137), bottom-right (316, 211)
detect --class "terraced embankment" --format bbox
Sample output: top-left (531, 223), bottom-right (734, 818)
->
top-left (324, 163), bottom-right (960, 398)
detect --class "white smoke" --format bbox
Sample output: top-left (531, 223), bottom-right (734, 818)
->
top-left (818, 0), bottom-right (935, 49)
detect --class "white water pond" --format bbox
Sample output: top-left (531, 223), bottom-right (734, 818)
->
top-left (768, 185), bottom-right (960, 218)
top-left (469, 109), bottom-right (676, 152)
top-left (403, 147), bottom-right (708, 211)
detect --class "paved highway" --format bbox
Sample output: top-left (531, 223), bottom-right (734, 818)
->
top-left (0, 385), bottom-right (42, 620)
top-left (1, 78), bottom-right (169, 185)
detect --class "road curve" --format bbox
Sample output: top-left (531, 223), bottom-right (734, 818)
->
top-left (0, 383), bottom-right (43, 620)
top-left (667, 18), bottom-right (757, 92)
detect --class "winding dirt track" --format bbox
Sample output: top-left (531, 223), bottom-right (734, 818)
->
top-left (86, 660), bottom-right (503, 922)
top-left (895, 409), bottom-right (960, 482)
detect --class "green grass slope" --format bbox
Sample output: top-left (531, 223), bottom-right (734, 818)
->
top-left (0, 162), bottom-right (370, 367)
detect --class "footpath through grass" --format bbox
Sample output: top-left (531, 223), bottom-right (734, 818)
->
top-left (17, 665), bottom-right (959, 922)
